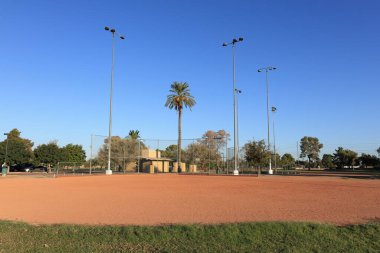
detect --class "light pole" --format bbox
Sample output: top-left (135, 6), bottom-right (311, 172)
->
top-left (104, 26), bottom-right (125, 175)
top-left (225, 136), bottom-right (228, 174)
top-left (223, 37), bottom-right (243, 176)
top-left (235, 88), bottom-right (242, 173)
top-left (137, 138), bottom-right (141, 174)
top-left (272, 106), bottom-right (277, 173)
top-left (258, 66), bottom-right (276, 174)
top-left (3, 133), bottom-right (9, 163)
top-left (90, 134), bottom-right (93, 174)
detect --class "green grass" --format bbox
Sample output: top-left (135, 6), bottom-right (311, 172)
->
top-left (0, 221), bottom-right (379, 252)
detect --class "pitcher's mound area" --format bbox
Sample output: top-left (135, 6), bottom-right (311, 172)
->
top-left (0, 174), bottom-right (379, 225)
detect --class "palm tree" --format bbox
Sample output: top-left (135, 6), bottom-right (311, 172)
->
top-left (165, 82), bottom-right (196, 172)
top-left (128, 130), bottom-right (140, 140)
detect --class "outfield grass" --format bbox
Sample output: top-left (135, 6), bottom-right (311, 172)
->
top-left (0, 221), bottom-right (379, 252)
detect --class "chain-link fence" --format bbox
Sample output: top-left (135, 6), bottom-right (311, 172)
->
top-left (86, 135), bottom-right (380, 175)
top-left (88, 135), bottom-right (244, 174)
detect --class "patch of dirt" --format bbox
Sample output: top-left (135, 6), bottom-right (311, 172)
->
top-left (0, 174), bottom-right (379, 225)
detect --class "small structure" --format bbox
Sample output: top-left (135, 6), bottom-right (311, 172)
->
top-left (138, 148), bottom-right (197, 173)
top-left (140, 149), bottom-right (173, 173)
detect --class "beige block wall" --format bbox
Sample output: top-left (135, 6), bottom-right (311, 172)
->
top-left (149, 165), bottom-right (154, 174)
top-left (152, 161), bottom-right (163, 172)
top-left (189, 164), bottom-right (197, 173)
top-left (180, 162), bottom-right (186, 172)
top-left (173, 162), bottom-right (186, 172)
top-left (173, 162), bottom-right (178, 173)
top-left (163, 161), bottom-right (169, 173)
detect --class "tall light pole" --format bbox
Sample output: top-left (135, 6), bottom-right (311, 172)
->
top-left (223, 37), bottom-right (243, 176)
top-left (104, 26), bottom-right (125, 175)
top-left (258, 66), bottom-right (277, 174)
top-left (272, 106), bottom-right (277, 173)
top-left (235, 88), bottom-right (242, 173)
top-left (225, 136), bottom-right (228, 174)
top-left (3, 133), bottom-right (9, 164)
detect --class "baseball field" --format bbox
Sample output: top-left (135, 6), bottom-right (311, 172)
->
top-left (0, 174), bottom-right (379, 252)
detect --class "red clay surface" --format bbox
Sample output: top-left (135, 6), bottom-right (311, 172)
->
top-left (0, 174), bottom-right (379, 225)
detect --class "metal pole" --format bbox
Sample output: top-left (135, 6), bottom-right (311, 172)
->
top-left (236, 90), bottom-right (239, 173)
top-left (5, 137), bottom-right (9, 165)
top-left (90, 134), bottom-right (93, 174)
top-left (266, 70), bottom-right (273, 174)
top-left (209, 141), bottom-right (211, 174)
top-left (107, 32), bottom-right (116, 175)
top-left (235, 90), bottom-right (243, 173)
top-left (297, 141), bottom-right (299, 167)
top-left (123, 144), bottom-right (125, 174)
top-left (273, 118), bottom-right (276, 173)
top-left (3, 133), bottom-right (9, 173)
top-left (232, 44), bottom-right (238, 175)
top-left (226, 136), bottom-right (228, 174)
top-left (138, 139), bottom-right (141, 173)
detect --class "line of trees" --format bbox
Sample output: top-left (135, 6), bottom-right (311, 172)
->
top-left (243, 136), bottom-right (379, 170)
top-left (322, 147), bottom-right (380, 169)
top-left (2, 127), bottom-right (378, 172)
top-left (0, 128), bottom-right (86, 168)
top-left (298, 136), bottom-right (380, 169)
top-left (244, 139), bottom-right (296, 171)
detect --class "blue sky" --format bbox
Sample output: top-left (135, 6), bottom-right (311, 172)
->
top-left (1, 0), bottom-right (379, 158)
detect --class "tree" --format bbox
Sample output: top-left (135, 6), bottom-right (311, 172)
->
top-left (61, 144), bottom-right (86, 164)
top-left (0, 128), bottom-right (34, 165)
top-left (185, 142), bottom-right (220, 170)
top-left (358, 153), bottom-right (380, 168)
top-left (165, 82), bottom-right (196, 172)
top-left (244, 139), bottom-right (271, 171)
top-left (34, 141), bottom-right (62, 167)
top-left (200, 130), bottom-right (229, 151)
top-left (333, 147), bottom-right (358, 169)
top-left (96, 135), bottom-right (146, 171)
top-left (300, 136), bottom-right (323, 170)
top-left (128, 130), bottom-right (140, 140)
top-left (321, 154), bottom-right (334, 169)
top-left (377, 147), bottom-right (380, 158)
top-left (199, 130), bottom-right (229, 170)
top-left (161, 144), bottom-right (179, 160)
top-left (281, 153), bottom-right (295, 168)
top-left (273, 153), bottom-right (281, 170)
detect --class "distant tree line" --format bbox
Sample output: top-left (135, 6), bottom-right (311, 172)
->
top-left (0, 128), bottom-right (86, 169)
top-left (1, 128), bottom-right (378, 172)
top-left (243, 136), bottom-right (380, 170)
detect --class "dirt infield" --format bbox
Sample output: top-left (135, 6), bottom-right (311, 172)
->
top-left (0, 174), bottom-right (379, 225)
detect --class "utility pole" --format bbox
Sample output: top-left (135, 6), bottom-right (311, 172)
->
top-left (297, 141), bottom-right (299, 167)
